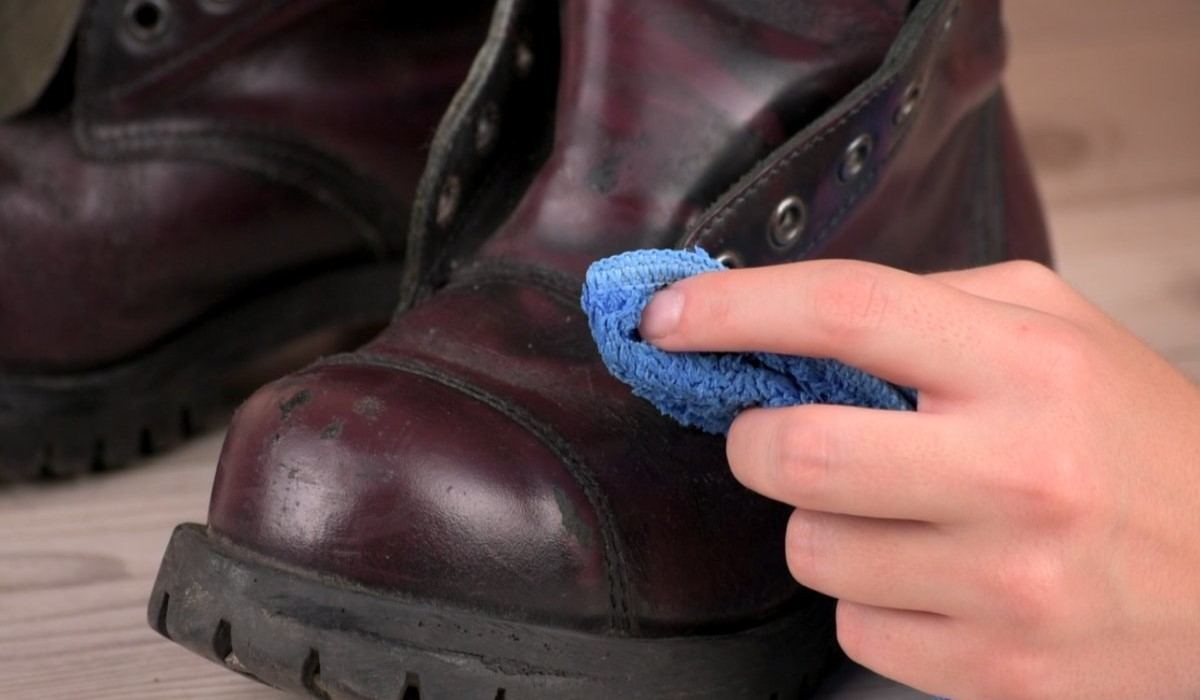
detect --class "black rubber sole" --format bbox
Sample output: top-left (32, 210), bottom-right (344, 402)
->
top-left (0, 261), bottom-right (401, 481)
top-left (151, 524), bottom-right (838, 699)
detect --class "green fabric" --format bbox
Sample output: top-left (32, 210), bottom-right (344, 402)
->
top-left (0, 0), bottom-right (85, 119)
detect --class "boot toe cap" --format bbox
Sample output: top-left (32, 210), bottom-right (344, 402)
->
top-left (208, 358), bottom-right (615, 629)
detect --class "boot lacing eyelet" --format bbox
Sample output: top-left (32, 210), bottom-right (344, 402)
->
top-left (476, 102), bottom-right (500, 155)
top-left (436, 176), bottom-right (462, 229)
top-left (768, 196), bottom-right (808, 249)
top-left (515, 41), bottom-right (535, 78)
top-left (893, 80), bottom-right (923, 126)
top-left (715, 250), bottom-right (744, 269)
top-left (123, 0), bottom-right (172, 43)
top-left (839, 134), bottom-right (874, 183)
top-left (943, 1), bottom-right (961, 34)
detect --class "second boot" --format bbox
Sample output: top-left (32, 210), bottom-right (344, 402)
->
top-left (0, 0), bottom-right (492, 479)
top-left (151, 0), bottom-right (1050, 697)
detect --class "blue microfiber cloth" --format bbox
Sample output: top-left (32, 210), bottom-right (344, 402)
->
top-left (581, 248), bottom-right (916, 434)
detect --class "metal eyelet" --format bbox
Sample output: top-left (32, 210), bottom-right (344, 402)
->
top-left (435, 175), bottom-right (462, 228)
top-left (714, 250), bottom-right (744, 269)
top-left (893, 80), bottom-right (923, 126)
top-left (839, 134), bottom-right (874, 183)
top-left (475, 102), bottom-right (500, 155)
top-left (514, 40), bottom-right (535, 78)
top-left (197, 0), bottom-right (240, 15)
top-left (123, 0), bottom-right (172, 43)
top-left (769, 196), bottom-right (808, 249)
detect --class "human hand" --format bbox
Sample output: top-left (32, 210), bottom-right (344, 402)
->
top-left (639, 259), bottom-right (1200, 699)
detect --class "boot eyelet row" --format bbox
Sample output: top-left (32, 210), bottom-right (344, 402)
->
top-left (435, 24), bottom-right (537, 231)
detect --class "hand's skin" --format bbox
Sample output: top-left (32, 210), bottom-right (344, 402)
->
top-left (640, 259), bottom-right (1200, 700)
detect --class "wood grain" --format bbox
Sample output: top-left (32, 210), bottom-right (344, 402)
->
top-left (1, 1), bottom-right (1196, 698)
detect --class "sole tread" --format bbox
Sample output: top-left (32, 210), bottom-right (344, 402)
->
top-left (0, 261), bottom-right (403, 483)
top-left (149, 524), bottom-right (838, 700)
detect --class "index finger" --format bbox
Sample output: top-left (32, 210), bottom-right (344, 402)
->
top-left (639, 259), bottom-right (1035, 395)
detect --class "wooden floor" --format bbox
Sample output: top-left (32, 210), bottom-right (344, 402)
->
top-left (1, 2), bottom-right (1197, 698)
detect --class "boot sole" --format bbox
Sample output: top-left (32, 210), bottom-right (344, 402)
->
top-left (0, 260), bottom-right (401, 481)
top-left (151, 523), bottom-right (838, 699)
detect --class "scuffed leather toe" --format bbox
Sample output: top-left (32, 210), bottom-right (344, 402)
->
top-left (208, 359), bottom-right (616, 630)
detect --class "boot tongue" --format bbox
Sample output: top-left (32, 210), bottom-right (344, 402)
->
top-left (480, 0), bottom-right (908, 275)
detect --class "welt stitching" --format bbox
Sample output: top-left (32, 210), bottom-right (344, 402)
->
top-left (315, 352), bottom-right (636, 634)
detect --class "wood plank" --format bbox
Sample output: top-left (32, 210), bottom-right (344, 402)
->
top-left (1004, 0), bottom-right (1200, 48)
top-left (1050, 194), bottom-right (1200, 378)
top-left (0, 435), bottom-right (283, 699)
top-left (1008, 28), bottom-right (1200, 208)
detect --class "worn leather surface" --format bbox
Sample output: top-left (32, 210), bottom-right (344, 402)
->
top-left (0, 0), bottom-right (488, 372)
top-left (209, 0), bottom-right (1051, 637)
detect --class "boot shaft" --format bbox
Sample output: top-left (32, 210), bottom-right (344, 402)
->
top-left (406, 0), bottom-right (1049, 298)
top-left (0, 0), bottom-right (491, 370)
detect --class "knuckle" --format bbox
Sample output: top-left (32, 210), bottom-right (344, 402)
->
top-left (834, 601), bottom-right (871, 664)
top-left (784, 510), bottom-right (824, 584)
top-left (989, 552), bottom-right (1069, 628)
top-left (998, 449), bottom-right (1093, 526)
top-left (1032, 322), bottom-right (1096, 390)
top-left (725, 414), bottom-right (756, 483)
top-left (1000, 260), bottom-right (1062, 296)
top-left (1033, 452), bottom-right (1093, 523)
top-left (773, 417), bottom-right (833, 496)
top-left (810, 264), bottom-right (891, 345)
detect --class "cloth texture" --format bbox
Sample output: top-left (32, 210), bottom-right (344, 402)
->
top-left (581, 248), bottom-right (915, 434)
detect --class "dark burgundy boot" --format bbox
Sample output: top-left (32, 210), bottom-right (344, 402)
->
top-left (0, 0), bottom-right (491, 479)
top-left (151, 0), bottom-right (1050, 697)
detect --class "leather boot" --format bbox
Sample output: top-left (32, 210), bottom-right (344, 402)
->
top-left (0, 0), bottom-right (491, 479)
top-left (151, 0), bottom-right (1051, 697)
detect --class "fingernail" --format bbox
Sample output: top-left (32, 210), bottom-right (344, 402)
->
top-left (640, 287), bottom-right (684, 341)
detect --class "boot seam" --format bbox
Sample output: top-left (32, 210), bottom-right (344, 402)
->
top-left (72, 120), bottom-right (402, 256)
top-left (445, 258), bottom-right (583, 308)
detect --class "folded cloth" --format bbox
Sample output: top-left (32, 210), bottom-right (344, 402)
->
top-left (581, 248), bottom-right (916, 434)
